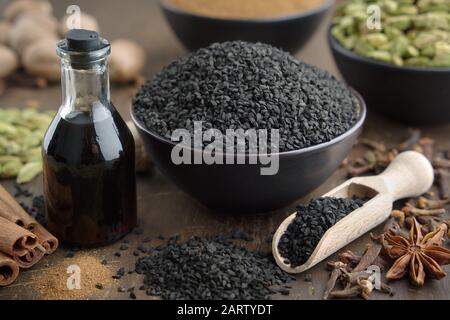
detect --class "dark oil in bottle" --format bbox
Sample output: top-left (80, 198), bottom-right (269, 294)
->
top-left (43, 106), bottom-right (137, 246)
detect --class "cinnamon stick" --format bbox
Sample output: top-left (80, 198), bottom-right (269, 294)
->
top-left (32, 224), bottom-right (58, 254)
top-left (0, 184), bottom-right (37, 229)
top-left (0, 216), bottom-right (44, 268)
top-left (0, 252), bottom-right (19, 287)
top-left (0, 185), bottom-right (58, 254)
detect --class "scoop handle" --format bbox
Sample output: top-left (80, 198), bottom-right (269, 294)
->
top-left (377, 151), bottom-right (434, 201)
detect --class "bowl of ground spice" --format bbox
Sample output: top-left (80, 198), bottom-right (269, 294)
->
top-left (159, 0), bottom-right (334, 53)
top-left (132, 41), bottom-right (366, 213)
top-left (328, 0), bottom-right (450, 125)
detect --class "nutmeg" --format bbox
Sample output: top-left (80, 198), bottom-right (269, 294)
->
top-left (3, 0), bottom-right (53, 22)
top-left (109, 39), bottom-right (146, 83)
top-left (22, 39), bottom-right (60, 81)
top-left (0, 45), bottom-right (19, 78)
top-left (0, 22), bottom-right (12, 45)
top-left (8, 17), bottom-right (58, 53)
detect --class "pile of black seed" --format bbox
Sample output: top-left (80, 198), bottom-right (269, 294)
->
top-left (133, 41), bottom-right (359, 152)
top-left (278, 197), bottom-right (366, 267)
top-left (135, 235), bottom-right (295, 300)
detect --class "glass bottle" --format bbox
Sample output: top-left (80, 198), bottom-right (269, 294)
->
top-left (42, 29), bottom-right (137, 246)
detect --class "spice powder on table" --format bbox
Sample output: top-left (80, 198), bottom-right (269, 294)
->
top-left (165, 0), bottom-right (325, 19)
top-left (31, 253), bottom-right (116, 300)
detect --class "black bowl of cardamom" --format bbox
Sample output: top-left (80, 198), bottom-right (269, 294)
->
top-left (329, 34), bottom-right (450, 125)
top-left (328, 0), bottom-right (450, 125)
top-left (159, 0), bottom-right (334, 53)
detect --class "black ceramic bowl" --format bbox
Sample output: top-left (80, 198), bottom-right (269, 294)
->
top-left (131, 91), bottom-right (366, 214)
top-left (329, 30), bottom-right (450, 125)
top-left (159, 0), bottom-right (334, 53)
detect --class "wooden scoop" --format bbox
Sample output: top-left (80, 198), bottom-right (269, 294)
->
top-left (272, 151), bottom-right (434, 274)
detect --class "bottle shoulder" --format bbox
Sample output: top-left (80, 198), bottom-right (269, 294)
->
top-left (43, 109), bottom-right (134, 164)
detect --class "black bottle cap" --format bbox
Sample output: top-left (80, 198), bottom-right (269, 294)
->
top-left (65, 29), bottom-right (102, 52)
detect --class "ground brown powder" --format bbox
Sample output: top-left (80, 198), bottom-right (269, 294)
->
top-left (32, 253), bottom-right (116, 300)
top-left (166, 0), bottom-right (325, 19)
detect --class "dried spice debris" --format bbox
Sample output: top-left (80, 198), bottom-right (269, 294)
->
top-left (133, 41), bottom-right (360, 152)
top-left (135, 235), bottom-right (295, 300)
top-left (278, 197), bottom-right (367, 267)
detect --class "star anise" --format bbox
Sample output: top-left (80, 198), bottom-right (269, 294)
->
top-left (382, 218), bottom-right (450, 286)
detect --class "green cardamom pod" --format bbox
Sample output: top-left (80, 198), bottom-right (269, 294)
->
top-left (16, 162), bottom-right (42, 184)
top-left (386, 16), bottom-right (413, 30)
top-left (367, 50), bottom-right (393, 63)
top-left (0, 122), bottom-right (19, 138)
top-left (0, 156), bottom-right (22, 164)
top-left (20, 147), bottom-right (42, 163)
top-left (396, 5), bottom-right (419, 15)
top-left (363, 33), bottom-right (389, 48)
top-left (1, 161), bottom-right (23, 179)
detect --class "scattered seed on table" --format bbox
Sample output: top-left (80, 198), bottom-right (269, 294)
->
top-left (137, 244), bottom-right (147, 253)
top-left (119, 244), bottom-right (129, 251)
top-left (118, 286), bottom-right (127, 293)
top-left (129, 292), bottom-right (137, 299)
top-left (101, 259), bottom-right (108, 265)
top-left (95, 283), bottom-right (104, 290)
top-left (135, 235), bottom-right (295, 300)
top-left (278, 288), bottom-right (290, 296)
top-left (114, 252), bottom-right (121, 257)
top-left (113, 267), bottom-right (125, 280)
top-left (65, 251), bottom-right (75, 258)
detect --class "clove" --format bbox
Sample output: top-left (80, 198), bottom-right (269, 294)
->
top-left (338, 250), bottom-right (361, 267)
top-left (347, 162), bottom-right (373, 177)
top-left (390, 210), bottom-right (405, 226)
top-left (329, 279), bottom-right (374, 300)
top-left (359, 138), bottom-right (386, 152)
top-left (402, 203), bottom-right (446, 217)
top-left (434, 158), bottom-right (450, 169)
top-left (383, 216), bottom-right (408, 238)
top-left (437, 169), bottom-right (450, 199)
top-left (417, 138), bottom-right (434, 161)
top-left (417, 197), bottom-right (450, 210)
top-left (341, 269), bottom-right (371, 286)
top-left (416, 216), bottom-right (450, 234)
top-left (323, 262), bottom-right (346, 300)
top-left (398, 129), bottom-right (421, 152)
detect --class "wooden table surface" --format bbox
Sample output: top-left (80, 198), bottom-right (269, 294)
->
top-left (0, 0), bottom-right (449, 300)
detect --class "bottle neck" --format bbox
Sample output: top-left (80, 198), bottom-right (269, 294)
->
top-left (60, 58), bottom-right (110, 114)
